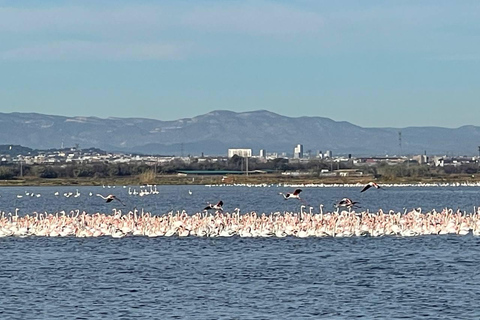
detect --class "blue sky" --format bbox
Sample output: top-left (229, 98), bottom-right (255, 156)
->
top-left (0, 0), bottom-right (479, 127)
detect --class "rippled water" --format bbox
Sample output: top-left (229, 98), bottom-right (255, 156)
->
top-left (1, 184), bottom-right (480, 215)
top-left (2, 185), bottom-right (480, 319)
top-left (2, 236), bottom-right (480, 319)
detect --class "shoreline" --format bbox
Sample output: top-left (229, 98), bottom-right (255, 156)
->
top-left (0, 173), bottom-right (479, 187)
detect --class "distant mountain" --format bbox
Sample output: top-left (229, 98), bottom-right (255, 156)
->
top-left (0, 110), bottom-right (479, 156)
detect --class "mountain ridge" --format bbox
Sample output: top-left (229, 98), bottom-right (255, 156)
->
top-left (0, 111), bottom-right (478, 156)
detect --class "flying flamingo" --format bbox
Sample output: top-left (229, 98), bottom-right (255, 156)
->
top-left (204, 201), bottom-right (223, 211)
top-left (360, 182), bottom-right (382, 193)
top-left (96, 194), bottom-right (126, 206)
top-left (279, 189), bottom-right (302, 200)
top-left (335, 198), bottom-right (359, 208)
top-left (279, 188), bottom-right (311, 206)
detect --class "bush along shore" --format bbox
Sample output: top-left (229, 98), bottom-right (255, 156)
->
top-left (0, 160), bottom-right (479, 186)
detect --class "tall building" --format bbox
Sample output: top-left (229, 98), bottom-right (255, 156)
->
top-left (324, 150), bottom-right (332, 158)
top-left (293, 144), bottom-right (303, 159)
top-left (259, 149), bottom-right (266, 158)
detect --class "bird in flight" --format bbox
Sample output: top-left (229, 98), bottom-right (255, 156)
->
top-left (204, 200), bottom-right (223, 211)
top-left (360, 182), bottom-right (382, 193)
top-left (279, 189), bottom-right (302, 200)
top-left (335, 198), bottom-right (359, 208)
top-left (96, 194), bottom-right (126, 206)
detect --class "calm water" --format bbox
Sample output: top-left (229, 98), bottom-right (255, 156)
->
top-left (1, 184), bottom-right (480, 215)
top-left (2, 185), bottom-right (480, 319)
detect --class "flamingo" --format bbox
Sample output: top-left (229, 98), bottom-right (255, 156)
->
top-left (279, 189), bottom-right (302, 200)
top-left (335, 198), bottom-right (359, 208)
top-left (96, 194), bottom-right (126, 206)
top-left (360, 182), bottom-right (382, 193)
top-left (204, 201), bottom-right (223, 211)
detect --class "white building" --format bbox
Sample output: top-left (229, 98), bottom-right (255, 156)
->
top-left (293, 144), bottom-right (303, 159)
top-left (228, 148), bottom-right (252, 158)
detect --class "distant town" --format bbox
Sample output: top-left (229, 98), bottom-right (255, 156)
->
top-left (0, 144), bottom-right (479, 184)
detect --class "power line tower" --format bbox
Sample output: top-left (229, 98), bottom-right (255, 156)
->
top-left (398, 131), bottom-right (402, 155)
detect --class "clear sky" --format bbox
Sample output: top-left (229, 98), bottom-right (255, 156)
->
top-left (0, 0), bottom-right (479, 128)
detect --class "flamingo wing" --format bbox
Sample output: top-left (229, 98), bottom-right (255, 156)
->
top-left (114, 197), bottom-right (126, 206)
top-left (360, 184), bottom-right (372, 193)
top-left (293, 189), bottom-right (302, 196)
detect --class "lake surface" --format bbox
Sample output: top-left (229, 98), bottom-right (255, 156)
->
top-left (1, 184), bottom-right (480, 215)
top-left (1, 185), bottom-right (480, 319)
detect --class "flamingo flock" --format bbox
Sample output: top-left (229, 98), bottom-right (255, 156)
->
top-left (206, 182), bottom-right (480, 188)
top-left (2, 206), bottom-right (480, 238)
top-left (2, 181), bottom-right (480, 238)
top-left (12, 185), bottom-right (161, 200)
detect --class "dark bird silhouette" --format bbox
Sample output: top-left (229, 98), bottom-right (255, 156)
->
top-left (360, 182), bottom-right (382, 193)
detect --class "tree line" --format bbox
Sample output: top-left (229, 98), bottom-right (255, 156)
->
top-left (0, 156), bottom-right (477, 180)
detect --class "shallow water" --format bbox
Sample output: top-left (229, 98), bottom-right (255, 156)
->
top-left (2, 185), bottom-right (480, 319)
top-left (2, 236), bottom-right (480, 319)
top-left (1, 184), bottom-right (480, 215)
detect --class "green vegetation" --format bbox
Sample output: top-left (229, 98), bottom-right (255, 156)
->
top-left (0, 157), bottom-right (479, 186)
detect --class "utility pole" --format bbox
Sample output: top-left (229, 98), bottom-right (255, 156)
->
top-left (246, 156), bottom-right (249, 177)
top-left (398, 131), bottom-right (402, 155)
top-left (478, 146), bottom-right (480, 166)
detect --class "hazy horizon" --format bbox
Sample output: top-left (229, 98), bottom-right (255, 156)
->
top-left (1, 1), bottom-right (479, 128)
top-left (2, 109), bottom-right (479, 130)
